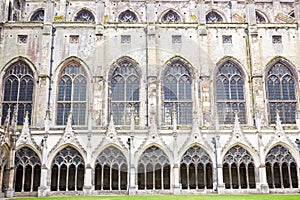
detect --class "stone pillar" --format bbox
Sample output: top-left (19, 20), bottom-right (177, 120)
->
top-left (129, 139), bottom-right (137, 195)
top-left (196, 0), bottom-right (206, 24)
top-left (83, 165), bottom-right (92, 195)
top-left (44, 0), bottom-right (54, 24)
top-left (96, 0), bottom-right (105, 24)
top-left (245, 1), bottom-right (256, 25)
top-left (146, 2), bottom-right (155, 23)
top-left (295, 1), bottom-right (300, 24)
top-left (5, 149), bottom-right (15, 198)
top-left (216, 140), bottom-right (225, 194)
top-left (173, 164), bottom-right (180, 194)
top-left (257, 133), bottom-right (269, 193)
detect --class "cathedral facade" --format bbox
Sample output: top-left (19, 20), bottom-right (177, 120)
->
top-left (0, 0), bottom-right (300, 197)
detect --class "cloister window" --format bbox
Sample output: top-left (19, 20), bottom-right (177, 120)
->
top-left (110, 59), bottom-right (140, 125)
top-left (74, 9), bottom-right (95, 22)
top-left (14, 147), bottom-right (41, 192)
top-left (266, 62), bottom-right (297, 124)
top-left (180, 146), bottom-right (213, 190)
top-left (51, 147), bottom-right (85, 191)
top-left (1, 61), bottom-right (34, 125)
top-left (95, 146), bottom-right (127, 190)
top-left (216, 61), bottom-right (246, 124)
top-left (57, 62), bottom-right (87, 125)
top-left (163, 60), bottom-right (192, 125)
top-left (206, 11), bottom-right (223, 22)
top-left (30, 10), bottom-right (44, 21)
top-left (138, 146), bottom-right (170, 190)
top-left (266, 145), bottom-right (298, 189)
top-left (119, 10), bottom-right (137, 23)
top-left (256, 11), bottom-right (266, 23)
top-left (223, 146), bottom-right (256, 189)
top-left (162, 10), bottom-right (181, 23)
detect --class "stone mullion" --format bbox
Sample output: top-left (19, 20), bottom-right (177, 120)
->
top-left (22, 166), bottom-right (25, 192)
top-left (144, 165), bottom-right (147, 190)
top-left (195, 164), bottom-right (198, 189)
top-left (161, 165), bottom-right (164, 190)
top-left (153, 164), bottom-right (155, 190)
top-left (101, 165), bottom-right (104, 190)
top-left (57, 166), bottom-right (61, 191)
top-left (246, 164), bottom-right (249, 189)
top-left (279, 163), bottom-right (283, 188)
top-left (203, 164), bottom-right (207, 189)
top-left (75, 165), bottom-right (78, 191)
top-left (110, 165), bottom-right (112, 191)
top-left (187, 165), bottom-right (190, 190)
top-left (118, 165), bottom-right (121, 191)
top-left (288, 163), bottom-right (292, 189)
top-left (229, 164), bottom-right (233, 189)
top-left (66, 165), bottom-right (69, 191)
top-left (237, 164), bottom-right (241, 189)
top-left (271, 164), bottom-right (275, 189)
top-left (30, 165), bottom-right (34, 192)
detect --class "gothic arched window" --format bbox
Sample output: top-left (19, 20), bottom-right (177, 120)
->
top-left (56, 62), bottom-right (87, 125)
top-left (1, 61), bottom-right (34, 125)
top-left (95, 146), bottom-right (127, 190)
top-left (163, 59), bottom-right (192, 125)
top-left (118, 10), bottom-right (137, 23)
top-left (50, 147), bottom-right (85, 191)
top-left (216, 61), bottom-right (246, 124)
top-left (14, 147), bottom-right (41, 192)
top-left (223, 146), bottom-right (256, 189)
top-left (206, 10), bottom-right (223, 22)
top-left (74, 9), bottom-right (95, 22)
top-left (110, 59), bottom-right (140, 125)
top-left (137, 146), bottom-right (170, 190)
top-left (266, 62), bottom-right (297, 124)
top-left (256, 11), bottom-right (266, 23)
top-left (266, 145), bottom-right (298, 189)
top-left (31, 10), bottom-right (44, 21)
top-left (162, 10), bottom-right (181, 23)
top-left (180, 146), bottom-right (213, 190)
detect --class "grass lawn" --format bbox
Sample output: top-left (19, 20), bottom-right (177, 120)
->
top-left (15, 194), bottom-right (300, 200)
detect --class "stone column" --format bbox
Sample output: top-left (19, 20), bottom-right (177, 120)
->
top-left (96, 0), bottom-right (105, 24)
top-left (257, 133), bottom-right (269, 193)
top-left (83, 166), bottom-right (92, 195)
top-left (245, 1), bottom-right (256, 25)
top-left (38, 135), bottom-right (49, 197)
top-left (196, 0), bottom-right (206, 24)
top-left (129, 137), bottom-right (137, 195)
top-left (5, 149), bottom-right (15, 198)
top-left (216, 138), bottom-right (225, 194)
top-left (44, 0), bottom-right (54, 24)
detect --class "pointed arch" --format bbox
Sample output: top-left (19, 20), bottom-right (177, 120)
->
top-left (255, 10), bottom-right (268, 23)
top-left (222, 145), bottom-right (256, 189)
top-left (108, 57), bottom-right (141, 125)
top-left (55, 59), bottom-right (88, 125)
top-left (14, 146), bottom-right (41, 192)
top-left (1, 57), bottom-right (36, 126)
top-left (215, 57), bottom-right (247, 124)
top-left (265, 57), bottom-right (298, 124)
top-left (265, 144), bottom-right (298, 189)
top-left (118, 10), bottom-right (138, 23)
top-left (206, 10), bottom-right (224, 22)
top-left (30, 9), bottom-right (44, 21)
top-left (50, 146), bottom-right (85, 191)
top-left (74, 8), bottom-right (95, 22)
top-left (137, 145), bottom-right (170, 190)
top-left (94, 146), bottom-right (128, 191)
top-left (161, 9), bottom-right (182, 23)
top-left (162, 56), bottom-right (194, 125)
top-left (180, 145), bottom-right (213, 189)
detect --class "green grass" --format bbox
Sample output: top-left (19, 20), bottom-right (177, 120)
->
top-left (14, 194), bottom-right (300, 200)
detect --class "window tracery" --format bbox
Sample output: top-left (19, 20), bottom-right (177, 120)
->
top-left (216, 61), bottom-right (246, 124)
top-left (256, 11), bottom-right (266, 23)
top-left (30, 10), bottom-right (44, 21)
top-left (119, 10), bottom-right (137, 23)
top-left (51, 146), bottom-right (85, 191)
top-left (111, 59), bottom-right (140, 125)
top-left (57, 62), bottom-right (87, 125)
top-left (180, 146), bottom-right (213, 189)
top-left (266, 62), bottom-right (297, 124)
top-left (74, 9), bottom-right (95, 22)
top-left (266, 145), bottom-right (298, 188)
top-left (95, 146), bottom-right (127, 190)
top-left (138, 146), bottom-right (170, 190)
top-left (14, 147), bottom-right (41, 192)
top-left (206, 11), bottom-right (223, 22)
top-left (1, 61), bottom-right (34, 125)
top-left (163, 60), bottom-right (192, 125)
top-left (223, 146), bottom-right (256, 189)
top-left (162, 10), bottom-right (181, 23)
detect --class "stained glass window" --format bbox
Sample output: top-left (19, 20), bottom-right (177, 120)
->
top-left (110, 59), bottom-right (140, 125)
top-left (31, 10), bottom-right (44, 21)
top-left (1, 61), bottom-right (34, 125)
top-left (74, 9), bottom-right (95, 22)
top-left (216, 61), bottom-right (246, 124)
top-left (163, 59), bottom-right (192, 125)
top-left (56, 62), bottom-right (87, 125)
top-left (266, 62), bottom-right (297, 124)
top-left (256, 11), bottom-right (266, 23)
top-left (162, 10), bottom-right (181, 23)
top-left (206, 11), bottom-right (223, 22)
top-left (119, 10), bottom-right (137, 23)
